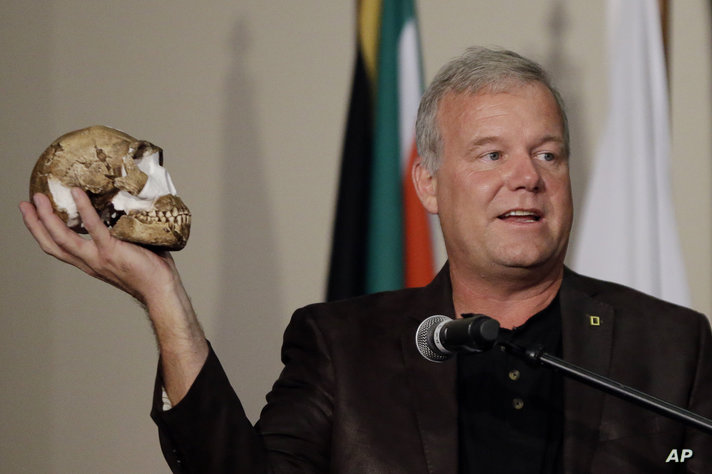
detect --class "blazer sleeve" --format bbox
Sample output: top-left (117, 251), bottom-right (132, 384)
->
top-left (150, 344), bottom-right (268, 473)
top-left (683, 314), bottom-right (712, 473)
top-left (150, 306), bottom-right (335, 473)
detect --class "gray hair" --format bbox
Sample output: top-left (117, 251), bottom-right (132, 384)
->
top-left (415, 47), bottom-right (569, 173)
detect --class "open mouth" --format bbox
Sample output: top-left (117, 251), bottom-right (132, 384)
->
top-left (497, 210), bottom-right (542, 222)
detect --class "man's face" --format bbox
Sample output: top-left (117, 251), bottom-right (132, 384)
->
top-left (416, 82), bottom-right (573, 278)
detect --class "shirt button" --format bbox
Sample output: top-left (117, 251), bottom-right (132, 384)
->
top-left (508, 369), bottom-right (520, 381)
top-left (512, 398), bottom-right (525, 410)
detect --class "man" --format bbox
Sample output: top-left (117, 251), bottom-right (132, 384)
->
top-left (20, 47), bottom-right (712, 473)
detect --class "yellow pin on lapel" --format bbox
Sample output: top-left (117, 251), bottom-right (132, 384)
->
top-left (588, 315), bottom-right (601, 326)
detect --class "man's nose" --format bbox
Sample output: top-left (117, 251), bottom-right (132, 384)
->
top-left (503, 153), bottom-right (543, 191)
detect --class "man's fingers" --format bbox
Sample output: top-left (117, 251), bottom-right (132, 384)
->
top-left (22, 193), bottom-right (165, 302)
top-left (19, 199), bottom-right (59, 255)
top-left (20, 197), bottom-right (97, 275)
top-left (70, 188), bottom-right (112, 244)
top-left (24, 194), bottom-right (78, 255)
top-left (32, 193), bottom-right (89, 253)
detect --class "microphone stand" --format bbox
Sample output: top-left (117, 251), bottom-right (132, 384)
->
top-left (498, 340), bottom-right (712, 436)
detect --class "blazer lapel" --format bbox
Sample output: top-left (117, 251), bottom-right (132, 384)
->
top-left (559, 269), bottom-right (616, 472)
top-left (401, 265), bottom-right (459, 474)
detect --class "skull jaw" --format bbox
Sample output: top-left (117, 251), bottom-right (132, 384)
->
top-left (110, 194), bottom-right (191, 251)
top-left (111, 217), bottom-right (190, 251)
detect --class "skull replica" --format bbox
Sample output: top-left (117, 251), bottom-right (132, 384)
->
top-left (29, 125), bottom-right (191, 250)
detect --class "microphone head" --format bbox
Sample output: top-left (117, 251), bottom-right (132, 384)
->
top-left (415, 315), bottom-right (451, 362)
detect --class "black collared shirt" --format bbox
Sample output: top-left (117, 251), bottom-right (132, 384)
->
top-left (457, 297), bottom-right (564, 474)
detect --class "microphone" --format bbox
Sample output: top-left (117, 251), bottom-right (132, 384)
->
top-left (415, 314), bottom-right (500, 362)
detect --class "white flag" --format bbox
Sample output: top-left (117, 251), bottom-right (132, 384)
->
top-left (571, 0), bottom-right (690, 306)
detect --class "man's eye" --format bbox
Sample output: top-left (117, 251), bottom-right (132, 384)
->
top-left (538, 152), bottom-right (555, 162)
top-left (484, 151), bottom-right (501, 161)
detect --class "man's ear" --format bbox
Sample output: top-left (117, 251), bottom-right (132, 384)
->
top-left (412, 157), bottom-right (438, 214)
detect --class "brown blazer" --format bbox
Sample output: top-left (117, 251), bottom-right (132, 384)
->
top-left (152, 265), bottom-right (712, 473)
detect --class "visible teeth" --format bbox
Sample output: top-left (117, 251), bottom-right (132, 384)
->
top-left (130, 208), bottom-right (192, 226)
top-left (505, 210), bottom-right (536, 217)
top-left (499, 210), bottom-right (540, 221)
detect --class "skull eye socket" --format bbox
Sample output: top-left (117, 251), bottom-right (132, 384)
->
top-left (133, 142), bottom-right (163, 166)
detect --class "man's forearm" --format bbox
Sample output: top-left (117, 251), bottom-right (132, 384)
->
top-left (146, 273), bottom-right (209, 405)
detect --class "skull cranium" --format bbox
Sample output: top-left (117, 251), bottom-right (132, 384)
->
top-left (29, 125), bottom-right (191, 250)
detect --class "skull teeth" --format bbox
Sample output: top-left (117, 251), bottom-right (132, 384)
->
top-left (130, 207), bottom-right (191, 226)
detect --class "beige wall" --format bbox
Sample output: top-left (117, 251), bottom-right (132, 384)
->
top-left (1, 1), bottom-right (710, 472)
